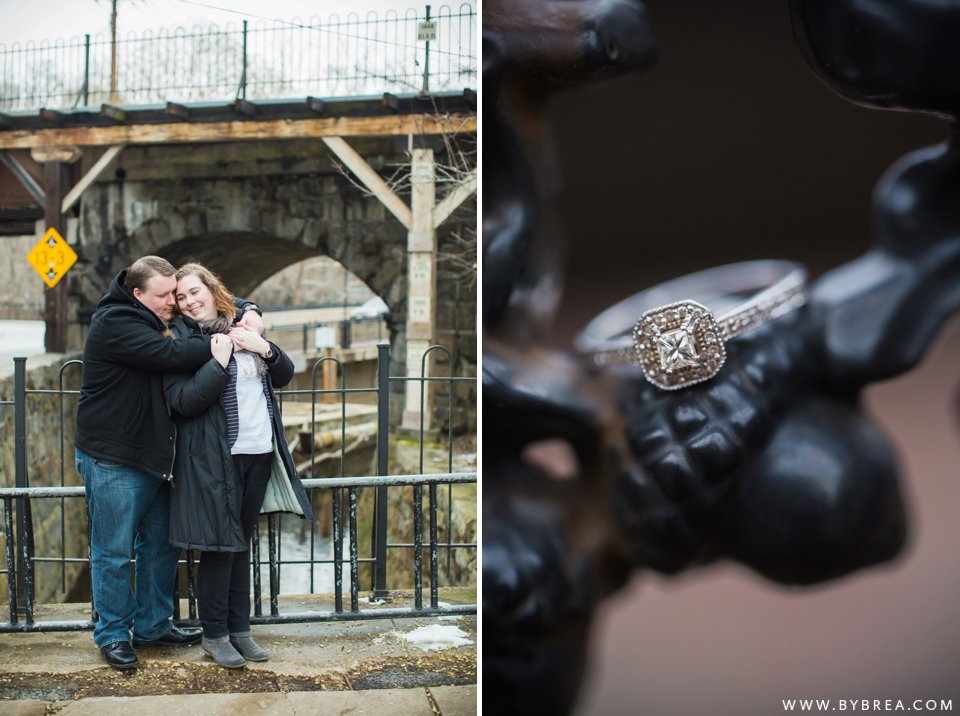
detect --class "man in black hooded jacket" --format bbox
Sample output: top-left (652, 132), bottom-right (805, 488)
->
top-left (75, 255), bottom-right (262, 670)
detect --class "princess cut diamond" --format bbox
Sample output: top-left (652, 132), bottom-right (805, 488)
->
top-left (633, 300), bottom-right (726, 390)
top-left (657, 329), bottom-right (699, 371)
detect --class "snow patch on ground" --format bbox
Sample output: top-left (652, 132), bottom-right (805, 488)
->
top-left (393, 624), bottom-right (472, 650)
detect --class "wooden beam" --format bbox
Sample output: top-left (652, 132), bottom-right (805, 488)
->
top-left (432, 170), bottom-right (477, 229)
top-left (0, 150), bottom-right (46, 205)
top-left (31, 146), bottom-right (83, 163)
top-left (0, 113), bottom-right (477, 150)
top-left (61, 144), bottom-right (125, 213)
top-left (322, 136), bottom-right (412, 230)
top-left (402, 148), bottom-right (437, 429)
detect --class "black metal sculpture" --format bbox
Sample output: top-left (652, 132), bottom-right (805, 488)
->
top-left (483, 0), bottom-right (960, 713)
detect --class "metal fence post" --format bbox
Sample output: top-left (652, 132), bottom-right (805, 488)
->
top-left (251, 526), bottom-right (263, 616)
top-left (13, 358), bottom-right (33, 613)
top-left (372, 343), bottom-right (390, 598)
top-left (14, 359), bottom-right (27, 491)
top-left (72, 34), bottom-right (91, 109)
top-left (421, 5), bottom-right (432, 95)
top-left (236, 19), bottom-right (248, 101)
top-left (3, 497), bottom-right (17, 624)
top-left (83, 34), bottom-right (90, 106)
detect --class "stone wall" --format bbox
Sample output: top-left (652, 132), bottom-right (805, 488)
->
top-left (0, 234), bottom-right (44, 320)
top-left (0, 353), bottom-right (86, 606)
top-left (72, 173), bottom-right (409, 332)
top-left (432, 207), bottom-right (478, 435)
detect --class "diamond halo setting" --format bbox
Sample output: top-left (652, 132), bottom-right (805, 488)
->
top-left (576, 261), bottom-right (807, 391)
top-left (632, 300), bottom-right (726, 390)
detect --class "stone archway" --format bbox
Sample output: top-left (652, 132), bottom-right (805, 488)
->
top-left (66, 148), bottom-right (475, 432)
top-left (70, 172), bottom-right (409, 349)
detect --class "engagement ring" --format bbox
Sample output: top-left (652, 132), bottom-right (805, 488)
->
top-left (576, 260), bottom-right (807, 390)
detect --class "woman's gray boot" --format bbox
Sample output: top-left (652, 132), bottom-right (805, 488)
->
top-left (202, 635), bottom-right (246, 668)
top-left (229, 631), bottom-right (269, 661)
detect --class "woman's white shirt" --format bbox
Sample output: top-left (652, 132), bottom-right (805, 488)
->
top-left (231, 351), bottom-right (273, 455)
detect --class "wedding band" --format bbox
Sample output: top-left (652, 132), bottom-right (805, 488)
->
top-left (575, 260), bottom-right (807, 390)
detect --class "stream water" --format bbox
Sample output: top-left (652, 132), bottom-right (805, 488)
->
top-left (254, 516), bottom-right (355, 596)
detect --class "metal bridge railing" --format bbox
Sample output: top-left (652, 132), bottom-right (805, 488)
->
top-left (266, 315), bottom-right (387, 355)
top-left (0, 341), bottom-right (477, 633)
top-left (0, 3), bottom-right (477, 112)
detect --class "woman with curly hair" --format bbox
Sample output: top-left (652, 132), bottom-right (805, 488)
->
top-left (163, 263), bottom-right (313, 668)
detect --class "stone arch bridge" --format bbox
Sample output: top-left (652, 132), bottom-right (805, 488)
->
top-left (0, 93), bottom-right (477, 427)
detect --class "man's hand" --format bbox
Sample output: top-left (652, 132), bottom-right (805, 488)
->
top-left (228, 326), bottom-right (272, 357)
top-left (237, 309), bottom-right (264, 336)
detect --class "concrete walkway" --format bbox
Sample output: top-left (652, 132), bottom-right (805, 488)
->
top-left (3, 686), bottom-right (477, 715)
top-left (0, 592), bottom-right (477, 715)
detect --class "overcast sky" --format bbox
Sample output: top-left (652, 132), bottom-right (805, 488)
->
top-left (0, 0), bottom-right (441, 45)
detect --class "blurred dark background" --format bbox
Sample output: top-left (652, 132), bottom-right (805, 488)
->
top-left (520, 0), bottom-right (960, 714)
top-left (546, 0), bottom-right (945, 347)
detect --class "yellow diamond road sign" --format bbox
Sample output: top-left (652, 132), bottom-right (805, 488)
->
top-left (28, 228), bottom-right (78, 288)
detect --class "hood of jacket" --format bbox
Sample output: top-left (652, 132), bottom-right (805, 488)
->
top-left (94, 269), bottom-right (168, 329)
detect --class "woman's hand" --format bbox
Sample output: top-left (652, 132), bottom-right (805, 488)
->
top-left (228, 326), bottom-right (272, 357)
top-left (210, 333), bottom-right (233, 368)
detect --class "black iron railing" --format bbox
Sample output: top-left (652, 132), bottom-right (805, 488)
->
top-left (266, 315), bottom-right (386, 354)
top-left (0, 4), bottom-right (477, 112)
top-left (0, 342), bottom-right (476, 632)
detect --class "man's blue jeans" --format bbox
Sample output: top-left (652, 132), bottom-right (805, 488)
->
top-left (76, 449), bottom-right (181, 648)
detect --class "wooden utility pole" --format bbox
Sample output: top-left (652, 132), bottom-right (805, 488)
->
top-left (43, 160), bottom-right (70, 352)
top-left (110, 0), bottom-right (118, 103)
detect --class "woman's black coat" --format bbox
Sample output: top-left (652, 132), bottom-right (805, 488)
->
top-left (163, 316), bottom-right (314, 552)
